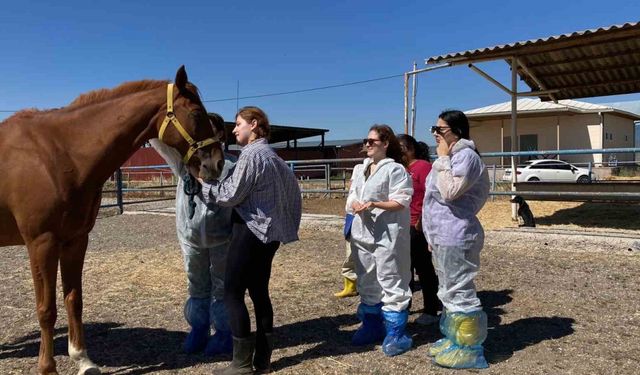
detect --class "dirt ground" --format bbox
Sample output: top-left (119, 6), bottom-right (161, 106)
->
top-left (1, 199), bottom-right (640, 374)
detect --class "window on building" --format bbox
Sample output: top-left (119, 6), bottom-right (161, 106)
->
top-left (502, 136), bottom-right (512, 166)
top-left (519, 134), bottom-right (538, 163)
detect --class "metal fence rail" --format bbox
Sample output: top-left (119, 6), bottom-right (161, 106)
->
top-left (101, 147), bottom-right (640, 213)
top-left (491, 191), bottom-right (640, 199)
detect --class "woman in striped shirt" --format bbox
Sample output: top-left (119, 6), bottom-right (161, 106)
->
top-left (200, 106), bottom-right (301, 375)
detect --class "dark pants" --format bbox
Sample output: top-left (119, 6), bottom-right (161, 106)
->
top-left (224, 212), bottom-right (280, 338)
top-left (410, 226), bottom-right (442, 316)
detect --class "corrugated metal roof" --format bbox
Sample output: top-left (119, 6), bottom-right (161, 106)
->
top-left (270, 139), bottom-right (362, 149)
top-left (215, 120), bottom-right (328, 145)
top-left (465, 98), bottom-right (640, 119)
top-left (426, 22), bottom-right (640, 101)
top-left (226, 139), bottom-right (362, 151)
top-left (603, 100), bottom-right (640, 117)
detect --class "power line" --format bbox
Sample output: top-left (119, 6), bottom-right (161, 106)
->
top-left (202, 73), bottom-right (404, 103)
top-left (0, 72), bottom-right (406, 112)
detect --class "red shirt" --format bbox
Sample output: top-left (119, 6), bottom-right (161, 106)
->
top-left (407, 159), bottom-right (432, 225)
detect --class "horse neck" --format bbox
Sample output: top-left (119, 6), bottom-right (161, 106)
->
top-left (61, 88), bottom-right (165, 186)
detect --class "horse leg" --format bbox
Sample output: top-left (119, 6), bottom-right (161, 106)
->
top-left (27, 233), bottom-right (61, 375)
top-left (60, 234), bottom-right (100, 375)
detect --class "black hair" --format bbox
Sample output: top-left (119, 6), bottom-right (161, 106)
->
top-left (438, 109), bottom-right (470, 140)
top-left (208, 112), bottom-right (226, 143)
top-left (438, 109), bottom-right (481, 155)
top-left (416, 141), bottom-right (431, 161)
top-left (397, 134), bottom-right (431, 162)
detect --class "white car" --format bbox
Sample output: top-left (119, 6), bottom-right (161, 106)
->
top-left (502, 160), bottom-right (593, 183)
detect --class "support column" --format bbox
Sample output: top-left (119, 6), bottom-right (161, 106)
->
top-left (510, 58), bottom-right (519, 221)
top-left (556, 116), bottom-right (560, 159)
top-left (410, 62), bottom-right (418, 136)
top-left (404, 72), bottom-right (409, 134)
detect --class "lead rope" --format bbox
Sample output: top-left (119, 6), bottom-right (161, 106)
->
top-left (182, 173), bottom-right (202, 220)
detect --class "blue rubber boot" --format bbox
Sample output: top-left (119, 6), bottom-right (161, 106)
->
top-left (184, 297), bottom-right (210, 353)
top-left (205, 300), bottom-right (233, 356)
top-left (351, 303), bottom-right (386, 346)
top-left (381, 309), bottom-right (413, 356)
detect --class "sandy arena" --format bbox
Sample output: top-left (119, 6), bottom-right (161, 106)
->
top-left (1, 199), bottom-right (639, 374)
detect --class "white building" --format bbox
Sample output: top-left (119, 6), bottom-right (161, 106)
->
top-left (466, 99), bottom-right (640, 167)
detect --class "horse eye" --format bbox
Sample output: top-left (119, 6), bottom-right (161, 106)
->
top-left (189, 111), bottom-right (204, 120)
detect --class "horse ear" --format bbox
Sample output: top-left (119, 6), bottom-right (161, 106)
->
top-left (175, 65), bottom-right (188, 90)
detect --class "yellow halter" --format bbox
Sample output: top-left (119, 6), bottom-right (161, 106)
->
top-left (158, 83), bottom-right (219, 164)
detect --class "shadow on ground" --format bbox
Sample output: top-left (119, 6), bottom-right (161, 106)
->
top-left (0, 322), bottom-right (214, 374)
top-left (1, 315), bottom-right (365, 374)
top-left (0, 289), bottom-right (574, 373)
top-left (412, 289), bottom-right (575, 365)
top-left (479, 289), bottom-right (575, 364)
top-left (272, 289), bottom-right (575, 371)
top-left (535, 202), bottom-right (640, 230)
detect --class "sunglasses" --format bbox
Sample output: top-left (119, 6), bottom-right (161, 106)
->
top-left (430, 125), bottom-right (451, 135)
top-left (363, 138), bottom-right (381, 146)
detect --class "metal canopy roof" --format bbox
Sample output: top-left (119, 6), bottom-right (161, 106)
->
top-left (426, 22), bottom-right (640, 101)
top-left (465, 98), bottom-right (640, 120)
top-left (216, 120), bottom-right (328, 146)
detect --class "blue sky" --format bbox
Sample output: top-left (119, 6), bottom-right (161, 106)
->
top-left (1, 0), bottom-right (639, 144)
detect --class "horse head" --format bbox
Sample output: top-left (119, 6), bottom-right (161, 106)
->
top-left (154, 66), bottom-right (225, 181)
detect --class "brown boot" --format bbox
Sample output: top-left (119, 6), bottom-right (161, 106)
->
top-left (213, 335), bottom-right (254, 375)
top-left (253, 332), bottom-right (274, 374)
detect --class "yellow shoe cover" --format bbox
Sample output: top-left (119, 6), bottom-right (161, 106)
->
top-left (444, 311), bottom-right (487, 347)
top-left (455, 315), bottom-right (481, 346)
top-left (434, 345), bottom-right (488, 369)
top-left (428, 338), bottom-right (453, 357)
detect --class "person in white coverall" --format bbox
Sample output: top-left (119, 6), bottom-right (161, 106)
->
top-left (422, 110), bottom-right (490, 369)
top-left (346, 124), bottom-right (414, 357)
top-left (151, 113), bottom-right (237, 356)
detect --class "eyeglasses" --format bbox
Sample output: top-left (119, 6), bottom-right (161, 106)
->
top-left (430, 125), bottom-right (451, 135)
top-left (363, 138), bottom-right (381, 146)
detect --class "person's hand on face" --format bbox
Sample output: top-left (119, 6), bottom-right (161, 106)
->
top-left (433, 119), bottom-right (457, 157)
top-left (436, 136), bottom-right (455, 157)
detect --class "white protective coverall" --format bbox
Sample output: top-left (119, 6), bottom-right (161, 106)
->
top-left (150, 139), bottom-right (236, 355)
top-left (175, 156), bottom-right (236, 301)
top-left (421, 138), bottom-right (490, 369)
top-left (346, 157), bottom-right (413, 312)
top-left (422, 138), bottom-right (490, 313)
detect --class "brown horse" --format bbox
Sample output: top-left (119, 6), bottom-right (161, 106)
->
top-left (0, 66), bottom-right (225, 374)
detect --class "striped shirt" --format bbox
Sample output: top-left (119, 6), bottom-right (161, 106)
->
top-left (201, 138), bottom-right (302, 244)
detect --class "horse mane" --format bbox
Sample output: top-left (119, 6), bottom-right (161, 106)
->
top-left (68, 80), bottom-right (169, 109)
top-left (1, 80), bottom-right (170, 124)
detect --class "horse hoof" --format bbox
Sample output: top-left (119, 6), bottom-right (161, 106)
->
top-left (32, 366), bottom-right (58, 375)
